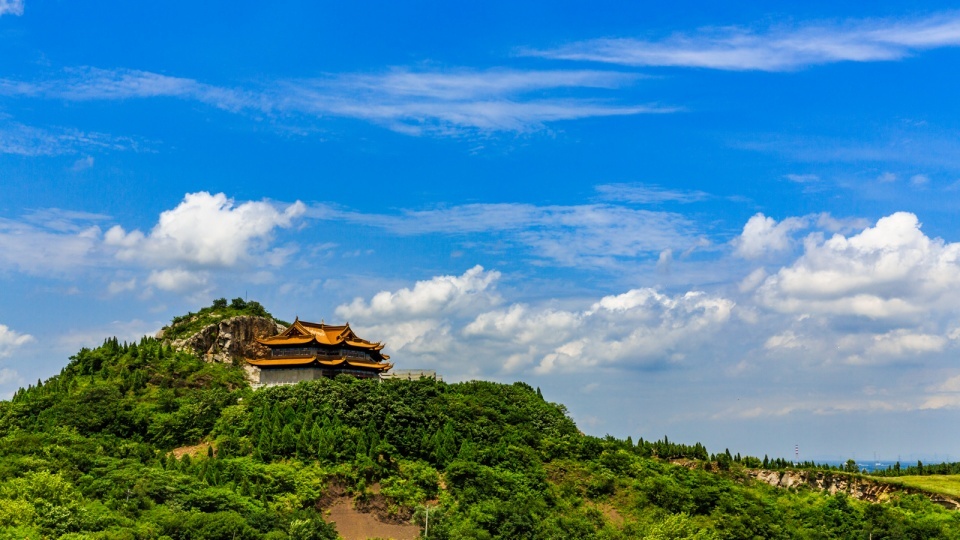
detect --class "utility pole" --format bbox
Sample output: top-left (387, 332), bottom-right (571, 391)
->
top-left (425, 505), bottom-right (429, 538)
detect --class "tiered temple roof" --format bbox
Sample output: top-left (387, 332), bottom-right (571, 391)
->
top-left (246, 318), bottom-right (392, 374)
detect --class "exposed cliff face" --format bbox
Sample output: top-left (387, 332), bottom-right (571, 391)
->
top-left (160, 315), bottom-right (285, 364)
top-left (748, 469), bottom-right (960, 510)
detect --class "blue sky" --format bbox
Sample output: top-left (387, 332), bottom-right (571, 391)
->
top-left (4, 1), bottom-right (960, 461)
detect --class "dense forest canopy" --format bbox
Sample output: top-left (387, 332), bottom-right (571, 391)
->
top-left (1, 302), bottom-right (959, 539)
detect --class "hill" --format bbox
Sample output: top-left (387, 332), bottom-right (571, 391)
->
top-left (1, 302), bottom-right (959, 539)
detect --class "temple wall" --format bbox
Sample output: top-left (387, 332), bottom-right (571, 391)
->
top-left (258, 367), bottom-right (324, 386)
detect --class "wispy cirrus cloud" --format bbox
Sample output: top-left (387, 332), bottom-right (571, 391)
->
top-left (0, 67), bottom-right (672, 135)
top-left (0, 120), bottom-right (144, 156)
top-left (0, 67), bottom-right (259, 112)
top-left (529, 12), bottom-right (960, 71)
top-left (308, 202), bottom-right (703, 268)
top-left (739, 131), bottom-right (960, 170)
top-left (595, 182), bottom-right (709, 204)
top-left (0, 0), bottom-right (23, 17)
top-left (278, 68), bottom-right (670, 134)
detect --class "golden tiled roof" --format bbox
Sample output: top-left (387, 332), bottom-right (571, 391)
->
top-left (257, 319), bottom-right (384, 350)
top-left (245, 355), bottom-right (393, 372)
top-left (245, 357), bottom-right (318, 367)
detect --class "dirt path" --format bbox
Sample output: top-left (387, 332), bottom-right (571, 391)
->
top-left (327, 498), bottom-right (420, 540)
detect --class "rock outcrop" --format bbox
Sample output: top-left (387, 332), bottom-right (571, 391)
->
top-left (748, 469), bottom-right (960, 510)
top-left (158, 315), bottom-right (285, 385)
top-left (161, 315), bottom-right (285, 364)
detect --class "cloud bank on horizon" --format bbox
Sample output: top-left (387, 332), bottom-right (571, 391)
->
top-left (4, 191), bottom-right (960, 421)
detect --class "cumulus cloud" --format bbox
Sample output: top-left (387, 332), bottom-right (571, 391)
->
top-left (337, 265), bottom-right (500, 320)
top-left (530, 12), bottom-right (960, 71)
top-left (105, 192), bottom-right (305, 267)
top-left (336, 266), bottom-right (734, 376)
top-left (739, 267), bottom-right (768, 292)
top-left (0, 324), bottom-right (33, 358)
top-left (734, 213), bottom-right (808, 259)
top-left (336, 266), bottom-right (501, 351)
top-left (0, 194), bottom-right (304, 294)
top-left (756, 212), bottom-right (960, 319)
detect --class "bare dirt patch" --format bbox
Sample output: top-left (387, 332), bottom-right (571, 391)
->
top-left (599, 503), bottom-right (624, 526)
top-left (326, 497), bottom-right (420, 540)
top-left (170, 443), bottom-right (211, 459)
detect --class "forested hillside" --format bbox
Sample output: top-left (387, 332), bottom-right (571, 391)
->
top-left (1, 308), bottom-right (959, 539)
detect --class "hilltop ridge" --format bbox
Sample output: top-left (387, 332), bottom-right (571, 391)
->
top-left (0, 301), bottom-right (958, 539)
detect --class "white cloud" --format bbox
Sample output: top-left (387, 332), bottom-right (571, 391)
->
top-left (910, 174), bottom-right (930, 186)
top-left (105, 192), bottom-right (305, 267)
top-left (336, 266), bottom-right (501, 352)
top-left (277, 68), bottom-right (670, 134)
top-left (932, 375), bottom-right (960, 393)
top-left (145, 269), bottom-right (209, 293)
top-left (764, 330), bottom-right (803, 350)
top-left (337, 266), bottom-right (734, 376)
top-left (337, 265), bottom-right (500, 320)
top-left (70, 156), bottom-right (95, 171)
top-left (595, 183), bottom-right (709, 204)
top-left (757, 212), bottom-right (960, 319)
top-left (107, 278), bottom-right (137, 295)
top-left (0, 0), bottom-right (23, 16)
top-left (0, 194), bottom-right (304, 295)
top-left (784, 174), bottom-right (820, 183)
top-left (0, 121), bottom-right (143, 156)
top-left (739, 267), bottom-right (768, 292)
top-left (0, 324), bottom-right (33, 358)
top-left (734, 213), bottom-right (808, 259)
top-left (530, 12), bottom-right (960, 71)
top-left (0, 215), bottom-right (103, 275)
top-left (309, 202), bottom-right (701, 268)
top-left (0, 67), bottom-right (257, 111)
top-left (1, 67), bottom-right (670, 135)
top-left (919, 394), bottom-right (960, 410)
top-left (471, 288), bottom-right (734, 374)
top-left (865, 329), bottom-right (947, 357)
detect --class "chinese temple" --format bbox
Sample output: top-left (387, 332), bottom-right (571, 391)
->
top-left (246, 318), bottom-right (392, 386)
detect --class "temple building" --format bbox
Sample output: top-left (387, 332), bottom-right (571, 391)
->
top-left (246, 318), bottom-right (392, 386)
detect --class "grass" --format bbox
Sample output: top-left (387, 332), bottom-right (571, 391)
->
top-left (882, 475), bottom-right (960, 498)
top-left (160, 299), bottom-right (284, 342)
